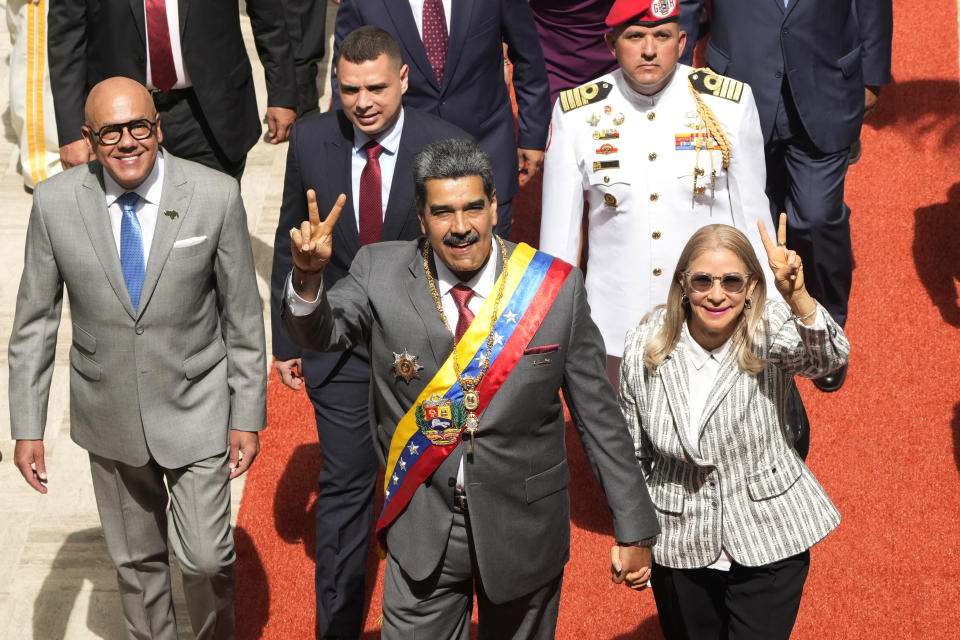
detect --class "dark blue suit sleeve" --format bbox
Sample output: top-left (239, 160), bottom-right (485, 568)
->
top-left (855, 0), bottom-right (893, 87)
top-left (678, 0), bottom-right (705, 66)
top-left (270, 125), bottom-right (307, 362)
top-left (501, 0), bottom-right (551, 150)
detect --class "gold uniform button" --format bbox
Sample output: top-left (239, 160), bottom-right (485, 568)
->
top-left (652, 231), bottom-right (662, 239)
top-left (653, 268), bottom-right (663, 276)
top-left (649, 193), bottom-right (659, 201)
top-left (603, 175), bottom-right (610, 183)
top-left (647, 112), bottom-right (656, 121)
top-left (648, 152), bottom-right (657, 161)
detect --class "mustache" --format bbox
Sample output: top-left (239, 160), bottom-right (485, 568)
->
top-left (442, 231), bottom-right (480, 247)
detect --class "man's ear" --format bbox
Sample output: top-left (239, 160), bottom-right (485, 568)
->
top-left (418, 211), bottom-right (427, 235)
top-left (155, 114), bottom-right (163, 144)
top-left (81, 126), bottom-right (96, 156)
top-left (604, 32), bottom-right (618, 57)
top-left (677, 30), bottom-right (688, 59)
top-left (490, 193), bottom-right (498, 230)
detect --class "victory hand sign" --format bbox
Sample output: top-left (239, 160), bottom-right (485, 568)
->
top-left (290, 190), bottom-right (346, 301)
top-left (758, 213), bottom-right (818, 324)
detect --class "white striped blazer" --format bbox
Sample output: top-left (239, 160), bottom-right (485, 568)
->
top-left (619, 301), bottom-right (848, 569)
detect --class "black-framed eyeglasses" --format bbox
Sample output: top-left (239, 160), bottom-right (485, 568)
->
top-left (683, 272), bottom-right (753, 294)
top-left (86, 118), bottom-right (157, 145)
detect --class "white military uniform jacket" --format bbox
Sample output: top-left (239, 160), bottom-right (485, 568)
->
top-left (541, 65), bottom-right (777, 357)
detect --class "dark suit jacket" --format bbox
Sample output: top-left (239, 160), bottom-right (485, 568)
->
top-left (332, 0), bottom-right (551, 203)
top-left (48, 0), bottom-right (297, 162)
top-left (679, 0), bottom-right (892, 153)
top-left (282, 239), bottom-right (659, 603)
top-left (270, 108), bottom-right (469, 383)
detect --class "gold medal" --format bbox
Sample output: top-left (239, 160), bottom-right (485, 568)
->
top-left (463, 390), bottom-right (480, 411)
top-left (392, 348), bottom-right (424, 384)
top-left (613, 112), bottom-right (625, 126)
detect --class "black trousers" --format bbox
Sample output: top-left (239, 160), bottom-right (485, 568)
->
top-left (283, 0), bottom-right (328, 116)
top-left (651, 551), bottom-right (810, 640)
top-left (306, 349), bottom-right (379, 637)
top-left (766, 81), bottom-right (852, 327)
top-left (153, 89), bottom-right (246, 180)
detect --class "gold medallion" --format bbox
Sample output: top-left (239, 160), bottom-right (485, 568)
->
top-left (613, 112), bottom-right (625, 126)
top-left (463, 390), bottom-right (480, 411)
top-left (604, 193), bottom-right (617, 207)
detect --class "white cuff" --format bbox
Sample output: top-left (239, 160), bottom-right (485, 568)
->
top-left (284, 271), bottom-right (324, 317)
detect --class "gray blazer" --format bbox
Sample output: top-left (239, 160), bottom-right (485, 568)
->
top-left (9, 154), bottom-right (267, 469)
top-left (619, 302), bottom-right (847, 569)
top-left (283, 239), bottom-right (659, 604)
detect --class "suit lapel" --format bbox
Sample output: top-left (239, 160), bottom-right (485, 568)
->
top-left (137, 155), bottom-right (191, 316)
top-left (406, 243), bottom-right (454, 367)
top-left (129, 0), bottom-right (146, 49)
top-left (657, 344), bottom-right (704, 463)
top-left (381, 120), bottom-right (417, 241)
top-left (76, 165), bottom-right (138, 319)
top-left (697, 351), bottom-right (742, 440)
top-left (383, 0), bottom-right (439, 90)
top-left (783, 0), bottom-right (800, 20)
top-left (179, 0), bottom-right (190, 34)
top-left (443, 0), bottom-right (477, 90)
top-left (333, 112), bottom-right (362, 255)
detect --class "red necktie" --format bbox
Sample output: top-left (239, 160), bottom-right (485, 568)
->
top-left (145, 0), bottom-right (177, 92)
top-left (450, 284), bottom-right (475, 342)
top-left (358, 141), bottom-right (385, 245)
top-left (422, 0), bottom-right (448, 85)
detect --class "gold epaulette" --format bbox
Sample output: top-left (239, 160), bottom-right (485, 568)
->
top-left (559, 81), bottom-right (613, 112)
top-left (688, 69), bottom-right (744, 103)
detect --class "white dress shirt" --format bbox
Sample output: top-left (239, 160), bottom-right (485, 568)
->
top-left (350, 109), bottom-right (405, 231)
top-left (681, 308), bottom-right (826, 571)
top-left (103, 150), bottom-right (165, 260)
top-left (408, 0), bottom-right (453, 36)
top-left (284, 239), bottom-right (500, 490)
top-left (143, 0), bottom-right (192, 90)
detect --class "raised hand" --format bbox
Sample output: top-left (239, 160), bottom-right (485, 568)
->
top-left (290, 190), bottom-right (346, 275)
top-left (758, 212), bottom-right (807, 300)
top-left (758, 213), bottom-right (817, 322)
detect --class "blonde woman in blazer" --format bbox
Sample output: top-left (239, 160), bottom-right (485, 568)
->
top-left (619, 218), bottom-right (848, 640)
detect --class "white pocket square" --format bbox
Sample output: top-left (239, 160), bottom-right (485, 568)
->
top-left (173, 236), bottom-right (206, 248)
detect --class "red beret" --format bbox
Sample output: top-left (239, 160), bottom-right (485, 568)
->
top-left (605, 0), bottom-right (679, 28)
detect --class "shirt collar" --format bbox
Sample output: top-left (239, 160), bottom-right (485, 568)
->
top-left (682, 321), bottom-right (733, 371)
top-left (433, 237), bottom-right (499, 302)
top-left (104, 149), bottom-right (165, 207)
top-left (615, 63), bottom-right (686, 108)
top-left (352, 108), bottom-right (405, 157)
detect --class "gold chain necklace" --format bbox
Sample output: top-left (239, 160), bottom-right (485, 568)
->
top-left (422, 236), bottom-right (509, 453)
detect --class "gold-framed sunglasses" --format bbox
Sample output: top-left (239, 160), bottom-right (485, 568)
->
top-left (683, 271), bottom-right (753, 294)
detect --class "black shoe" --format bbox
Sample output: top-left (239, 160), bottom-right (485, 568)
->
top-left (813, 364), bottom-right (847, 392)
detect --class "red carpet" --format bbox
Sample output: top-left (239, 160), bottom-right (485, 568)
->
top-left (236, 4), bottom-right (960, 637)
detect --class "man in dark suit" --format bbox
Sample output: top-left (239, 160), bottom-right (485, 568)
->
top-left (332, 0), bottom-right (552, 238)
top-left (679, 0), bottom-right (892, 390)
top-left (280, 138), bottom-right (659, 639)
top-left (269, 27), bottom-right (468, 640)
top-left (48, 0), bottom-right (298, 178)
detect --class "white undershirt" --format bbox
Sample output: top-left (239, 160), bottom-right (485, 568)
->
top-left (143, 0), bottom-right (192, 90)
top-left (103, 150), bottom-right (165, 260)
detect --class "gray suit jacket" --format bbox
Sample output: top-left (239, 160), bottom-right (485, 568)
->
top-left (9, 154), bottom-right (267, 469)
top-left (283, 239), bottom-right (659, 603)
top-left (619, 302), bottom-right (847, 569)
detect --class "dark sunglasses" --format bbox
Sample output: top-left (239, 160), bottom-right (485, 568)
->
top-left (683, 271), bottom-right (752, 294)
top-left (86, 118), bottom-right (157, 145)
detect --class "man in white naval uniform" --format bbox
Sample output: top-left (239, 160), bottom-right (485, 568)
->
top-left (540, 0), bottom-right (776, 382)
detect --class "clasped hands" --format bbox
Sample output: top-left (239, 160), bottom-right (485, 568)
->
top-left (610, 544), bottom-right (653, 591)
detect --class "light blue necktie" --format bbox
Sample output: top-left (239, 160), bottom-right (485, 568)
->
top-left (118, 192), bottom-right (145, 310)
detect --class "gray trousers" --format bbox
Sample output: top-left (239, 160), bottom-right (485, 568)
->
top-left (88, 451), bottom-right (235, 640)
top-left (382, 512), bottom-right (563, 640)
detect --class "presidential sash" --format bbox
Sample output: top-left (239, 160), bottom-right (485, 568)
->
top-left (376, 243), bottom-right (572, 539)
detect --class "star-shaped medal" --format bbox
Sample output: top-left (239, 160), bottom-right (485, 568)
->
top-left (392, 348), bottom-right (423, 384)
top-left (586, 112), bottom-right (600, 127)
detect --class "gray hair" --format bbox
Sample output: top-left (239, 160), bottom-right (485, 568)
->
top-left (413, 138), bottom-right (495, 213)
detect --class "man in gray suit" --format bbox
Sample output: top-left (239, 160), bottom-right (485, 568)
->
top-left (281, 138), bottom-right (659, 639)
top-left (9, 76), bottom-right (267, 640)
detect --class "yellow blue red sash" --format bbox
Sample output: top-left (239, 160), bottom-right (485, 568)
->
top-left (376, 243), bottom-right (572, 538)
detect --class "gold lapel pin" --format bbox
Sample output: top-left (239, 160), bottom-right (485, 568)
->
top-left (163, 210), bottom-right (179, 220)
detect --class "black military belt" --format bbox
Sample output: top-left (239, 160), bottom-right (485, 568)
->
top-left (151, 87), bottom-right (193, 109)
top-left (453, 491), bottom-right (468, 512)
